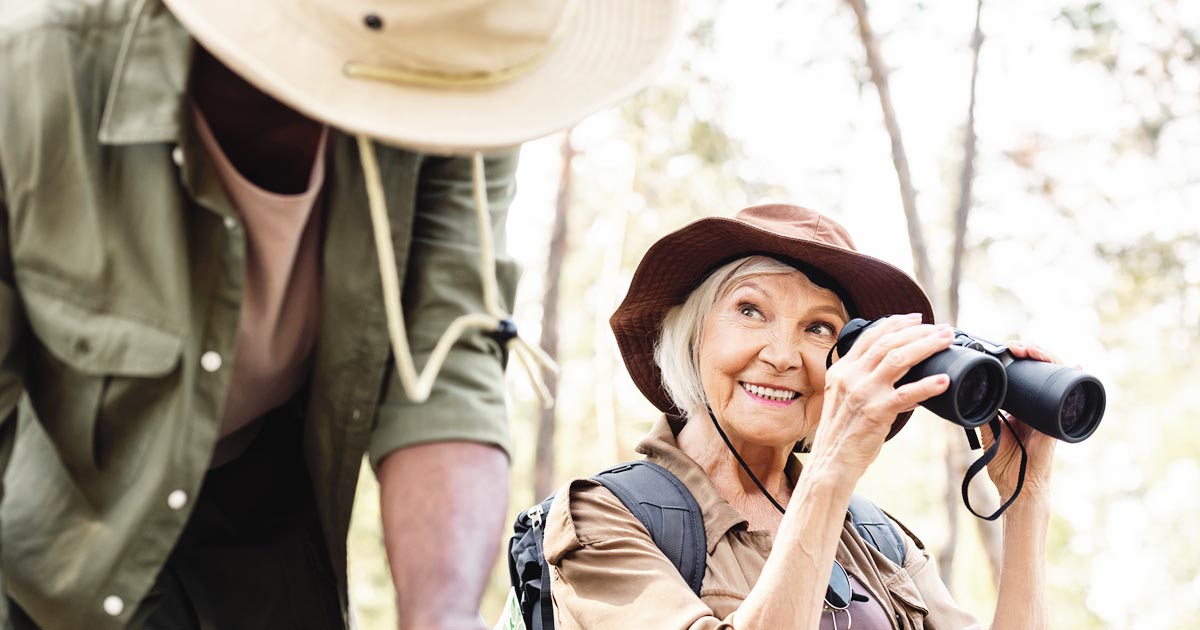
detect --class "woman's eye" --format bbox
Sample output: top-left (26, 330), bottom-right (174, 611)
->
top-left (808, 322), bottom-right (836, 337)
top-left (738, 303), bottom-right (763, 319)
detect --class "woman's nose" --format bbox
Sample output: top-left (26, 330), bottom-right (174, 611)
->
top-left (757, 330), bottom-right (803, 372)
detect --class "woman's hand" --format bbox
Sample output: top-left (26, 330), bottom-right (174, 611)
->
top-left (808, 314), bottom-right (954, 480)
top-left (981, 341), bottom-right (1063, 501)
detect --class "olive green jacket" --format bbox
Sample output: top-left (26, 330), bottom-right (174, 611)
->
top-left (0, 2), bottom-right (519, 628)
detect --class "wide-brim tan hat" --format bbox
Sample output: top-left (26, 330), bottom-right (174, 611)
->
top-left (163, 0), bottom-right (683, 155)
top-left (611, 204), bottom-right (935, 440)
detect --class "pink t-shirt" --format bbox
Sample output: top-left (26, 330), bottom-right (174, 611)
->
top-left (193, 106), bottom-right (327, 465)
top-left (819, 575), bottom-right (894, 630)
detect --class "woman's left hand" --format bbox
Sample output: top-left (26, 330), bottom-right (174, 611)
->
top-left (980, 342), bottom-right (1065, 502)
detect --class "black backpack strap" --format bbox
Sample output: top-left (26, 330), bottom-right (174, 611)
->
top-left (848, 494), bottom-right (907, 568)
top-left (532, 502), bottom-right (555, 630)
top-left (592, 461), bottom-right (707, 596)
top-left (507, 495), bottom-right (558, 630)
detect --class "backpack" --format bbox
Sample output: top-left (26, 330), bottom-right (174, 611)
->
top-left (502, 460), bottom-right (906, 630)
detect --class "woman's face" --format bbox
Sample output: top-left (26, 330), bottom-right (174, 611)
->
top-left (697, 271), bottom-right (848, 449)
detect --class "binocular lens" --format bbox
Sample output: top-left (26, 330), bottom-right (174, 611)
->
top-left (1060, 380), bottom-right (1104, 441)
top-left (1001, 360), bottom-right (1106, 443)
top-left (956, 364), bottom-right (1002, 421)
top-left (900, 345), bottom-right (1006, 428)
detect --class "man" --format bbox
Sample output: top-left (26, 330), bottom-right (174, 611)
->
top-left (0, 1), bottom-right (680, 628)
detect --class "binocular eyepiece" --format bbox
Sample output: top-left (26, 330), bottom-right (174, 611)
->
top-left (835, 318), bottom-right (1105, 443)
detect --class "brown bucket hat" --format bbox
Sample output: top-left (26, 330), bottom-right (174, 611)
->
top-left (610, 203), bottom-right (935, 439)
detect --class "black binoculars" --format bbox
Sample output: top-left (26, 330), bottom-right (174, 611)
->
top-left (835, 318), bottom-right (1106, 443)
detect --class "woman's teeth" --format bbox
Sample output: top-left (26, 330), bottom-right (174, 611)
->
top-left (740, 382), bottom-right (799, 402)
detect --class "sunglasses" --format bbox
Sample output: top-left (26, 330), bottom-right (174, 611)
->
top-left (824, 560), bottom-right (854, 629)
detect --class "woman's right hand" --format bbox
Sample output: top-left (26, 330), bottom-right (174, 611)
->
top-left (807, 313), bottom-right (955, 480)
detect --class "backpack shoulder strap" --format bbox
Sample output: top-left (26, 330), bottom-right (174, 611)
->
top-left (848, 494), bottom-right (907, 568)
top-left (507, 494), bottom-right (558, 630)
top-left (592, 461), bottom-right (706, 596)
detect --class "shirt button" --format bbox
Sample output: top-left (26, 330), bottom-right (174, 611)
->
top-left (103, 595), bottom-right (124, 616)
top-left (200, 351), bottom-right (223, 372)
top-left (167, 490), bottom-right (188, 510)
top-left (171, 146), bottom-right (184, 167)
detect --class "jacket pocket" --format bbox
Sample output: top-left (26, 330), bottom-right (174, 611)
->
top-left (887, 575), bottom-right (931, 630)
top-left (21, 283), bottom-right (182, 481)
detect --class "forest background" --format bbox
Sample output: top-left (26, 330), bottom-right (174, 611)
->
top-left (348, 0), bottom-right (1200, 628)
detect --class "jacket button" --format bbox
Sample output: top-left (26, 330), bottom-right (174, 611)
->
top-left (167, 490), bottom-right (188, 510)
top-left (103, 595), bottom-right (124, 616)
top-left (223, 216), bottom-right (238, 230)
top-left (171, 146), bottom-right (184, 167)
top-left (200, 351), bottom-right (223, 373)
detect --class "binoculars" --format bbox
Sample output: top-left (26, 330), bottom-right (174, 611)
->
top-left (835, 318), bottom-right (1106, 443)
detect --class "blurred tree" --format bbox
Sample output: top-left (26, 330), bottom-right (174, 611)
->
top-left (843, 0), bottom-right (1003, 587)
top-left (538, 0), bottom-right (787, 488)
top-left (995, 2), bottom-right (1200, 625)
top-left (843, 0), bottom-right (937, 302)
top-left (1060, 0), bottom-right (1199, 155)
top-left (1079, 231), bottom-right (1200, 626)
top-left (533, 130), bottom-right (576, 501)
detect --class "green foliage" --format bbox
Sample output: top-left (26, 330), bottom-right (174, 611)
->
top-left (1059, 0), bottom-right (1200, 153)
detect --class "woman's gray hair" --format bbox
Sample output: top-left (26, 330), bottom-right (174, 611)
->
top-left (653, 255), bottom-right (806, 422)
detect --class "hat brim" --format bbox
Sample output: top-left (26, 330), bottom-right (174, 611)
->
top-left (610, 216), bottom-right (934, 440)
top-left (163, 0), bottom-right (682, 155)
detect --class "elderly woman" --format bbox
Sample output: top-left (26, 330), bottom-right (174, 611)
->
top-left (542, 204), bottom-right (1059, 629)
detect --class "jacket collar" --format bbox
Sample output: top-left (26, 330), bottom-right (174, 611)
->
top-left (634, 415), bottom-right (806, 554)
top-left (98, 0), bottom-right (193, 145)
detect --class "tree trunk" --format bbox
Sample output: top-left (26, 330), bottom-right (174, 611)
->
top-left (844, 0), bottom-right (937, 304)
top-left (939, 424), bottom-right (965, 583)
top-left (948, 0), bottom-right (984, 327)
top-left (940, 0), bottom-right (1004, 590)
top-left (593, 192), bottom-right (634, 463)
top-left (533, 130), bottom-right (576, 501)
top-left (846, 0), bottom-right (1003, 590)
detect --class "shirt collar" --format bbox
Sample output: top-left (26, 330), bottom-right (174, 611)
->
top-left (98, 0), bottom-right (193, 145)
top-left (633, 415), bottom-right (807, 554)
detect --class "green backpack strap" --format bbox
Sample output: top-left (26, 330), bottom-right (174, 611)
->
top-left (848, 494), bottom-right (907, 567)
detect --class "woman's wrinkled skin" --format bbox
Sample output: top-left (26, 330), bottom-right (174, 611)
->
top-left (675, 267), bottom-right (1059, 630)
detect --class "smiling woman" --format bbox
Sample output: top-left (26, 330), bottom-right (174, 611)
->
top-left (539, 203), bottom-right (1061, 630)
top-left (696, 266), bottom-right (846, 452)
top-left (657, 256), bottom-right (845, 427)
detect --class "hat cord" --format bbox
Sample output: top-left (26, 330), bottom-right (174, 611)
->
top-left (344, 47), bottom-right (553, 89)
top-left (357, 135), bottom-right (558, 407)
top-left (340, 6), bottom-right (573, 90)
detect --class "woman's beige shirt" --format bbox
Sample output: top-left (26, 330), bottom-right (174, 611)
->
top-left (543, 417), bottom-right (982, 629)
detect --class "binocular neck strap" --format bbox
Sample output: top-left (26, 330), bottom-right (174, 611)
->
top-left (706, 407), bottom-right (788, 515)
top-left (961, 415), bottom-right (1028, 521)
